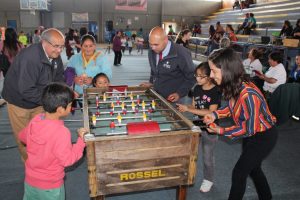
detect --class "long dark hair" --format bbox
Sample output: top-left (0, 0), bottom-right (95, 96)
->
top-left (3, 28), bottom-right (20, 57)
top-left (208, 48), bottom-right (246, 100)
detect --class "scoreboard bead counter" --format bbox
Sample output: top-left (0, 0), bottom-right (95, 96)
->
top-left (83, 86), bottom-right (201, 200)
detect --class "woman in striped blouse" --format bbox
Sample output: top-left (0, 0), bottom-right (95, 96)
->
top-left (204, 48), bottom-right (278, 200)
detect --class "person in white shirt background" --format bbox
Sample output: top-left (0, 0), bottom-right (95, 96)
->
top-left (257, 51), bottom-right (287, 93)
top-left (243, 48), bottom-right (263, 77)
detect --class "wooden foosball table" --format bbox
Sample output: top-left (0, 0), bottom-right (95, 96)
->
top-left (82, 86), bottom-right (201, 200)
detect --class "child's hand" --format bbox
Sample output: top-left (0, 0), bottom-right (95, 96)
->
top-left (203, 113), bottom-right (216, 124)
top-left (176, 103), bottom-right (188, 112)
top-left (206, 123), bottom-right (221, 134)
top-left (77, 128), bottom-right (88, 139)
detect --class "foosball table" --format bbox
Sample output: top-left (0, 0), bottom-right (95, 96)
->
top-left (82, 86), bottom-right (201, 200)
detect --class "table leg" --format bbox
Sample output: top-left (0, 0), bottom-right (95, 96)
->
top-left (176, 185), bottom-right (187, 200)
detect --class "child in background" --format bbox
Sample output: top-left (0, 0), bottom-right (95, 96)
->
top-left (176, 62), bottom-right (221, 193)
top-left (127, 37), bottom-right (133, 55)
top-left (92, 72), bottom-right (111, 88)
top-left (19, 83), bottom-right (87, 200)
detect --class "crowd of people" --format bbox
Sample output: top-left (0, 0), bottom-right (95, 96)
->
top-left (0, 8), bottom-right (299, 199)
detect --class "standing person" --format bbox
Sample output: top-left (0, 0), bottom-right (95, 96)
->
top-left (113, 31), bottom-right (122, 66)
top-left (127, 37), bottom-right (133, 55)
top-left (175, 29), bottom-right (192, 48)
top-left (19, 83), bottom-right (87, 200)
top-left (177, 62), bottom-right (221, 193)
top-left (18, 31), bottom-right (28, 47)
top-left (32, 29), bottom-right (41, 44)
top-left (140, 26), bottom-right (195, 103)
top-left (136, 36), bottom-right (144, 55)
top-left (2, 28), bottom-right (65, 161)
top-left (67, 34), bottom-right (112, 95)
top-left (120, 34), bottom-right (127, 54)
top-left (204, 48), bottom-right (278, 200)
top-left (65, 28), bottom-right (80, 60)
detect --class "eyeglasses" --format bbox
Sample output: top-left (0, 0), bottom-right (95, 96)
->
top-left (194, 74), bottom-right (207, 79)
top-left (46, 40), bottom-right (65, 50)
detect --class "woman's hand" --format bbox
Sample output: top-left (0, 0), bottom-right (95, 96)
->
top-left (74, 76), bottom-right (83, 86)
top-left (206, 123), bottom-right (221, 134)
top-left (203, 113), bottom-right (216, 124)
top-left (176, 103), bottom-right (188, 112)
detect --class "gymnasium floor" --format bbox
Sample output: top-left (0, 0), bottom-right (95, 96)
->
top-left (0, 47), bottom-right (299, 200)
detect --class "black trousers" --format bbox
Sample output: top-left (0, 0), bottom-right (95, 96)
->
top-left (113, 50), bottom-right (122, 65)
top-left (228, 127), bottom-right (278, 200)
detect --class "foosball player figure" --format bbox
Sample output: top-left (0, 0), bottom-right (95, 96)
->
top-left (116, 96), bottom-right (120, 105)
top-left (136, 95), bottom-right (141, 105)
top-left (151, 100), bottom-right (156, 110)
top-left (131, 101), bottom-right (136, 111)
top-left (103, 93), bottom-right (107, 102)
top-left (129, 92), bottom-right (134, 101)
top-left (96, 95), bottom-right (99, 108)
top-left (95, 108), bottom-right (100, 117)
top-left (142, 112), bottom-right (147, 122)
top-left (110, 120), bottom-right (116, 132)
top-left (135, 107), bottom-right (139, 115)
top-left (141, 100), bottom-right (146, 110)
top-left (92, 114), bottom-right (97, 127)
top-left (117, 113), bottom-right (122, 125)
top-left (148, 106), bottom-right (153, 121)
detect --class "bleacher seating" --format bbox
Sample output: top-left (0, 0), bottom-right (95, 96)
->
top-left (199, 0), bottom-right (300, 39)
top-left (187, 0), bottom-right (300, 64)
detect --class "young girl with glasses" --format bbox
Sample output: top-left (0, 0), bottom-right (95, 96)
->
top-left (177, 62), bottom-right (221, 193)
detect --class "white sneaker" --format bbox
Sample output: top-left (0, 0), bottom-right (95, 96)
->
top-left (200, 179), bottom-right (213, 193)
top-left (0, 99), bottom-right (6, 106)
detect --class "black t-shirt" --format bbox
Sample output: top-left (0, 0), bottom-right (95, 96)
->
top-left (193, 85), bottom-right (221, 110)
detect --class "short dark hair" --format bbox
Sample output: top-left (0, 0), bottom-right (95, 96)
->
top-left (42, 82), bottom-right (74, 113)
top-left (208, 48), bottom-right (246, 100)
top-left (92, 73), bottom-right (110, 87)
top-left (268, 51), bottom-right (282, 64)
top-left (250, 48), bottom-right (261, 59)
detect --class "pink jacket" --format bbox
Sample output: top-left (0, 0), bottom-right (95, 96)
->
top-left (19, 114), bottom-right (86, 189)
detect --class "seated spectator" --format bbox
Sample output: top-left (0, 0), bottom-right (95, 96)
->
top-left (256, 52), bottom-right (287, 94)
top-left (233, 0), bottom-right (240, 10)
top-left (236, 13), bottom-right (250, 34)
top-left (292, 19), bottom-right (300, 40)
top-left (219, 37), bottom-right (230, 48)
top-left (208, 25), bottom-right (216, 40)
top-left (215, 21), bottom-right (225, 35)
top-left (243, 48), bottom-right (263, 77)
top-left (176, 29), bottom-right (192, 48)
top-left (279, 20), bottom-right (293, 38)
top-left (225, 24), bottom-right (238, 42)
top-left (288, 54), bottom-right (300, 82)
top-left (92, 72), bottom-right (111, 88)
top-left (244, 13), bottom-right (257, 35)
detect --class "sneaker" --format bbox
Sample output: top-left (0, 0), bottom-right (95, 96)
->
top-left (0, 99), bottom-right (6, 106)
top-left (200, 179), bottom-right (213, 193)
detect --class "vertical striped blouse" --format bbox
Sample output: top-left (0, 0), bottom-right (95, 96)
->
top-left (213, 82), bottom-right (276, 139)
